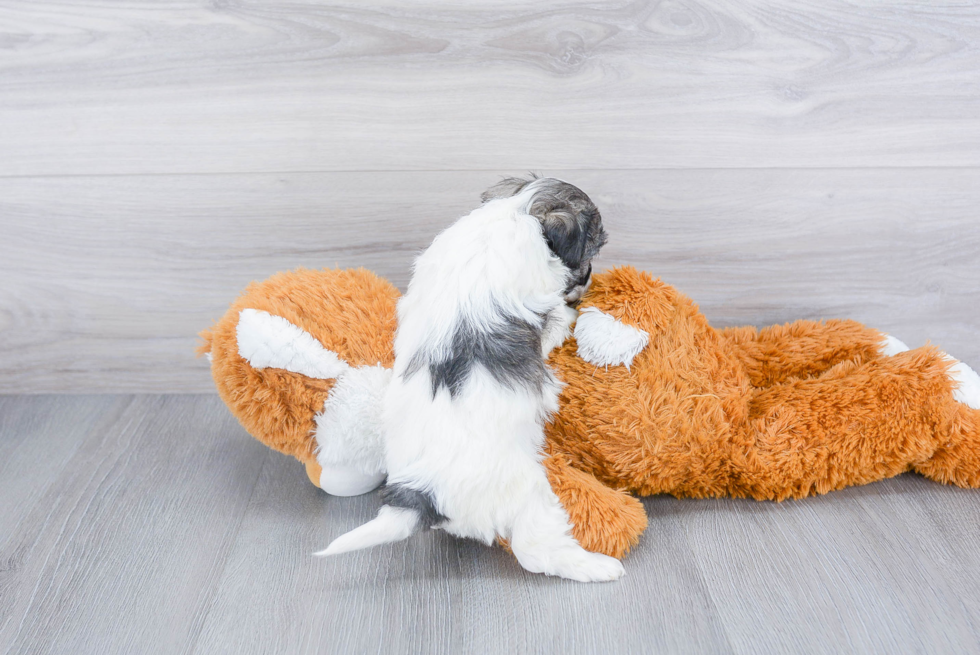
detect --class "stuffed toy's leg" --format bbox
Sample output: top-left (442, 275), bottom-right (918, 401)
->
top-left (543, 454), bottom-right (648, 559)
top-left (913, 402), bottom-right (980, 487)
top-left (914, 359), bottom-right (980, 486)
top-left (730, 346), bottom-right (980, 500)
top-left (720, 319), bottom-right (888, 388)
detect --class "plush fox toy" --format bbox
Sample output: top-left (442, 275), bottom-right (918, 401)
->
top-left (200, 266), bottom-right (980, 559)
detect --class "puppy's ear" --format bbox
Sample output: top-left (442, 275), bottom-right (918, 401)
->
top-left (528, 185), bottom-right (606, 269)
top-left (537, 209), bottom-right (586, 268)
top-left (480, 174), bottom-right (538, 203)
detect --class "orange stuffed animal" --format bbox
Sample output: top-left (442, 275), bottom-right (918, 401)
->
top-left (200, 266), bottom-right (980, 559)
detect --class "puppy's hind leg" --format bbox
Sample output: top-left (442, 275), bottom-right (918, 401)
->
top-left (509, 480), bottom-right (625, 583)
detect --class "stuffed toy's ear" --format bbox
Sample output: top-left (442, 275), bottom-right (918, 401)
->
top-left (237, 308), bottom-right (350, 379)
top-left (574, 307), bottom-right (649, 367)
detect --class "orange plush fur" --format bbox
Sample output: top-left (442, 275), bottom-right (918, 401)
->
top-left (201, 266), bottom-right (980, 559)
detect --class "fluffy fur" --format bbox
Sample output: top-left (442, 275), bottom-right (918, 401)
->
top-left (201, 266), bottom-right (980, 564)
top-left (548, 267), bottom-right (980, 502)
top-left (573, 307), bottom-right (649, 367)
top-left (236, 309), bottom-right (349, 380)
top-left (318, 177), bottom-right (622, 582)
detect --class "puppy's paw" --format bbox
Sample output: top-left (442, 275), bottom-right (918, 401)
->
top-left (560, 302), bottom-right (580, 326)
top-left (540, 303), bottom-right (579, 356)
top-left (547, 548), bottom-right (625, 583)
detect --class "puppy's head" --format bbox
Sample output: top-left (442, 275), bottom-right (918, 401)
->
top-left (482, 175), bottom-right (607, 303)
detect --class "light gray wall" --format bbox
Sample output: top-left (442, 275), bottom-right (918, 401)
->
top-left (1, 0), bottom-right (978, 393)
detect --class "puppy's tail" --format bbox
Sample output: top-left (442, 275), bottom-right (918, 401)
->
top-left (315, 485), bottom-right (445, 556)
top-left (314, 506), bottom-right (421, 557)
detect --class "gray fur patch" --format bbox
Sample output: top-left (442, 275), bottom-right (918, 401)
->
top-left (481, 175), bottom-right (608, 293)
top-left (527, 179), bottom-right (607, 281)
top-left (405, 309), bottom-right (547, 399)
top-left (381, 483), bottom-right (446, 529)
top-left (480, 173), bottom-right (539, 203)
top-left (436, 312), bottom-right (546, 397)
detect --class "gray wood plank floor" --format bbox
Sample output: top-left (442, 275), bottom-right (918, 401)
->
top-left (2, 394), bottom-right (980, 655)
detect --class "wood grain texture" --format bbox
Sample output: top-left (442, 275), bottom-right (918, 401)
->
top-left (3, 394), bottom-right (980, 654)
top-left (0, 395), bottom-right (270, 654)
top-left (0, 395), bottom-right (124, 551)
top-left (679, 483), bottom-right (980, 652)
top-left (192, 447), bottom-right (734, 655)
top-left (1, 169), bottom-right (977, 393)
top-left (2, 1), bottom-right (980, 175)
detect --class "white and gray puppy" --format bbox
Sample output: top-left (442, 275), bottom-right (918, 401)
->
top-left (316, 176), bottom-right (624, 582)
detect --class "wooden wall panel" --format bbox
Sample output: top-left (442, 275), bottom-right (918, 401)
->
top-left (1, 0), bottom-right (978, 391)
top-left (1, 1), bottom-right (979, 175)
top-left (1, 169), bottom-right (977, 392)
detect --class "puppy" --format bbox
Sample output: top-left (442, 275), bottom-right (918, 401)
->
top-left (316, 176), bottom-right (624, 582)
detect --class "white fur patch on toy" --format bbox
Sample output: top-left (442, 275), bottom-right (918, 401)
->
top-left (574, 307), bottom-right (649, 368)
top-left (235, 308), bottom-right (390, 496)
top-left (236, 308), bottom-right (348, 379)
top-left (880, 334), bottom-right (911, 356)
top-left (315, 364), bottom-right (390, 494)
top-left (947, 358), bottom-right (980, 410)
top-left (318, 463), bottom-right (386, 497)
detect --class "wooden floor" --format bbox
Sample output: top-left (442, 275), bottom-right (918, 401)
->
top-left (2, 393), bottom-right (980, 654)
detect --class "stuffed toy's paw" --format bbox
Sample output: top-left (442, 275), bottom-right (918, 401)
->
top-left (573, 307), bottom-right (649, 367)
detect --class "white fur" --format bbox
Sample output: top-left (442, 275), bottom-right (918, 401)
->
top-left (314, 365), bottom-right (390, 495)
top-left (543, 303), bottom-right (580, 357)
top-left (237, 308), bottom-right (348, 379)
top-left (880, 334), bottom-right (911, 357)
top-left (321, 182), bottom-right (623, 582)
top-left (314, 506), bottom-right (419, 557)
top-left (317, 464), bottom-right (386, 497)
top-left (574, 307), bottom-right (649, 368)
